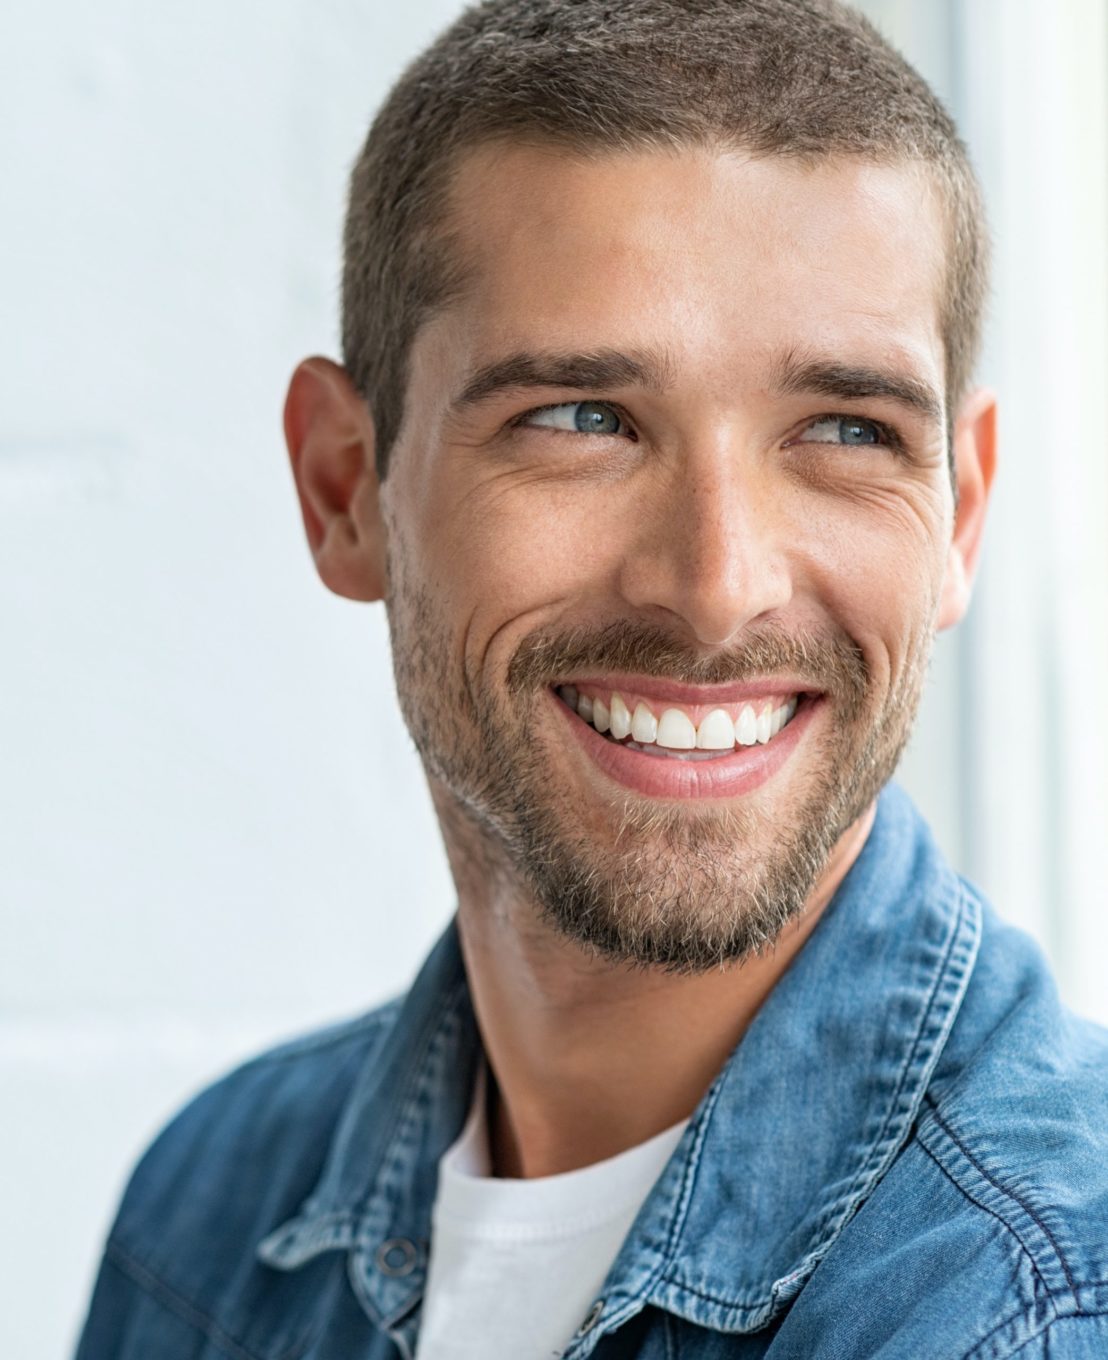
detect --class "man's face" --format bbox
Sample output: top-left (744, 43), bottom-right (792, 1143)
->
top-left (377, 144), bottom-right (958, 971)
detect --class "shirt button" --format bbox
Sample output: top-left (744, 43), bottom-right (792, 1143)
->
top-left (375, 1237), bottom-right (418, 1276)
top-left (576, 1299), bottom-right (605, 1336)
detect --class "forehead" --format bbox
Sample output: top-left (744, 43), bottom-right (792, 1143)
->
top-left (426, 141), bottom-right (946, 396)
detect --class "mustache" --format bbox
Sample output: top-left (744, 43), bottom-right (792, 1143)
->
top-left (506, 618), bottom-right (869, 707)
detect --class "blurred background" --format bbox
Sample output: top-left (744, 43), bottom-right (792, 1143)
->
top-left (2, 1), bottom-right (1106, 1354)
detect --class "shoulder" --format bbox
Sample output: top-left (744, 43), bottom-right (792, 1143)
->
top-left (75, 999), bottom-right (403, 1359)
top-left (107, 997), bottom-right (401, 1279)
top-left (923, 888), bottom-right (1108, 1279)
top-left (912, 892), bottom-right (1108, 1353)
top-left (787, 886), bottom-right (1108, 1359)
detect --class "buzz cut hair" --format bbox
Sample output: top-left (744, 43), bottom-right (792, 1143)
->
top-left (342, 0), bottom-right (989, 481)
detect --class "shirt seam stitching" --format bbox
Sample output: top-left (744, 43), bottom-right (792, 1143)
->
top-left (916, 1136), bottom-right (1056, 1305)
top-left (354, 978), bottom-right (470, 1220)
top-left (925, 1100), bottom-right (1080, 1300)
top-left (659, 1076), bottom-right (724, 1267)
top-left (591, 1077), bottom-right (725, 1341)
top-left (655, 876), bottom-right (974, 1316)
top-left (104, 1239), bottom-right (309, 1360)
top-left (960, 1301), bottom-right (1056, 1360)
top-left (804, 874), bottom-right (972, 1250)
top-left (965, 1307), bottom-right (1108, 1360)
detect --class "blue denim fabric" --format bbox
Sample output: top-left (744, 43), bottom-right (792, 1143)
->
top-left (75, 783), bottom-right (1108, 1358)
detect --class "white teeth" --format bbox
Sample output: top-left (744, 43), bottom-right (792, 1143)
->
top-left (696, 708), bottom-right (736, 750)
top-left (656, 707), bottom-right (697, 749)
top-left (631, 701), bottom-right (658, 744)
top-left (565, 685), bottom-right (803, 753)
top-left (609, 693), bottom-right (632, 740)
top-left (772, 701), bottom-right (790, 736)
top-left (624, 739), bottom-right (731, 761)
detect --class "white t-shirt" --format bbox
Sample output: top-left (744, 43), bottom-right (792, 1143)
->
top-left (414, 1065), bottom-right (688, 1360)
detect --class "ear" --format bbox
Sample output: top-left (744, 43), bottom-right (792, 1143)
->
top-left (936, 386), bottom-right (997, 632)
top-left (284, 357), bottom-right (387, 602)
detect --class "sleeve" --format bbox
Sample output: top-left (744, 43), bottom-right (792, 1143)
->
top-left (73, 1241), bottom-right (207, 1360)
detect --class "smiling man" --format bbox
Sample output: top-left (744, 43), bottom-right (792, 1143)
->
top-left (75, 3), bottom-right (1108, 1359)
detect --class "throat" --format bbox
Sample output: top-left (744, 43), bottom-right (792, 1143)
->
top-left (460, 913), bottom-right (781, 1178)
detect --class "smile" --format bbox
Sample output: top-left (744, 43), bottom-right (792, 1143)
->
top-left (554, 684), bottom-right (803, 761)
top-left (550, 678), bottom-right (821, 801)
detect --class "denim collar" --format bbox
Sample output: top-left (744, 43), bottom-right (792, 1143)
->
top-left (258, 782), bottom-right (980, 1354)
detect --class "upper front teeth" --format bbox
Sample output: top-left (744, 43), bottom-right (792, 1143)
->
top-left (697, 708), bottom-right (735, 750)
top-left (656, 708), bottom-right (696, 749)
top-left (557, 687), bottom-right (800, 750)
top-left (631, 703), bottom-right (657, 743)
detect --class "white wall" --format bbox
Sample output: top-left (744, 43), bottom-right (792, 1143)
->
top-left (858, 0), bottom-right (1108, 1020)
top-left (2, 6), bottom-right (465, 1355)
top-left (2, 4), bottom-right (1104, 1356)
top-left (953, 0), bottom-right (1108, 1026)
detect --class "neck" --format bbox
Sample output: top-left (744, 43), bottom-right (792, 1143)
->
top-left (434, 787), bottom-right (876, 1179)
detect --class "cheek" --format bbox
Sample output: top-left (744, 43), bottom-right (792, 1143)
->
top-left (785, 481), bottom-right (947, 678)
top-left (399, 442), bottom-right (949, 692)
top-left (411, 473), bottom-right (624, 668)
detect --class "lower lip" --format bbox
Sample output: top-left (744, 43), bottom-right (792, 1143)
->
top-left (551, 689), bottom-right (821, 800)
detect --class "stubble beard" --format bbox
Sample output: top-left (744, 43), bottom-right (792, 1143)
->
top-left (386, 563), bottom-right (933, 975)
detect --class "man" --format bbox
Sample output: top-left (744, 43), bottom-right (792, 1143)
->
top-left (75, 1), bottom-right (1108, 1357)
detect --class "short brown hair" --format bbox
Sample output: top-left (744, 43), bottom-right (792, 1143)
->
top-left (342, 0), bottom-right (989, 481)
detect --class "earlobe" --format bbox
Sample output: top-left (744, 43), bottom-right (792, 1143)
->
top-left (284, 357), bottom-right (387, 602)
top-left (936, 387), bottom-right (998, 632)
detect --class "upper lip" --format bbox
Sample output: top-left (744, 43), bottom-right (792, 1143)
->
top-left (552, 674), bottom-right (820, 705)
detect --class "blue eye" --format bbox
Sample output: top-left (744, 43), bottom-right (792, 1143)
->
top-left (522, 401), bottom-right (629, 436)
top-left (800, 416), bottom-right (887, 446)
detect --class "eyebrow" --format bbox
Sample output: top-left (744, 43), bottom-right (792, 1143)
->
top-left (770, 348), bottom-right (944, 424)
top-left (451, 343), bottom-right (945, 425)
top-left (452, 348), bottom-right (676, 409)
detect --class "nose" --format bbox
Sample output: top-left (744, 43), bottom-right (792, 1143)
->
top-left (616, 436), bottom-right (794, 647)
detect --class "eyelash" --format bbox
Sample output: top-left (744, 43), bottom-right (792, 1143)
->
top-left (511, 402), bottom-right (906, 454)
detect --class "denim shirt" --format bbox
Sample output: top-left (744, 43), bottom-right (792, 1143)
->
top-left (75, 784), bottom-right (1108, 1359)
